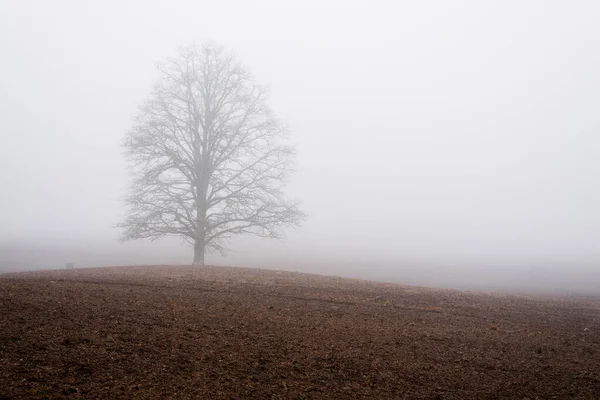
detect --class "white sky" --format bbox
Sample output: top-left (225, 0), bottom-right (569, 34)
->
top-left (1, 0), bottom-right (599, 290)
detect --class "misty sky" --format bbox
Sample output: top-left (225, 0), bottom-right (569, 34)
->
top-left (1, 1), bottom-right (599, 290)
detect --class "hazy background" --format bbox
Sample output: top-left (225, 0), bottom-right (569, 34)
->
top-left (1, 0), bottom-right (599, 294)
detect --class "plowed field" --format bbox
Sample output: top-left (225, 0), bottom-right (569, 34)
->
top-left (1, 266), bottom-right (599, 399)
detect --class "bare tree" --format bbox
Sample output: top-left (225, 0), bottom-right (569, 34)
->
top-left (119, 43), bottom-right (305, 266)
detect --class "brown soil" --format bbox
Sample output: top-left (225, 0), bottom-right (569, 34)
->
top-left (1, 265), bottom-right (599, 399)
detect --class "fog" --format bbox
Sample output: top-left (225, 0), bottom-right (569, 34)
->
top-left (1, 0), bottom-right (599, 294)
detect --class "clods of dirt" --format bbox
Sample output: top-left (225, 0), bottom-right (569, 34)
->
top-left (1, 265), bottom-right (599, 399)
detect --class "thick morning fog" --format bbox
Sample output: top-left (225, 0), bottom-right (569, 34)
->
top-left (1, 0), bottom-right (599, 293)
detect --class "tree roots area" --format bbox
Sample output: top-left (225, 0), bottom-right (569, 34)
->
top-left (1, 266), bottom-right (599, 399)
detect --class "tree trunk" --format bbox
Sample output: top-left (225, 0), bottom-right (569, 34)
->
top-left (193, 239), bottom-right (205, 266)
top-left (194, 151), bottom-right (210, 267)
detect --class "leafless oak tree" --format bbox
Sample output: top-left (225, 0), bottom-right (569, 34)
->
top-left (119, 44), bottom-right (304, 266)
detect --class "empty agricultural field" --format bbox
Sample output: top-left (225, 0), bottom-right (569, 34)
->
top-left (1, 265), bottom-right (599, 399)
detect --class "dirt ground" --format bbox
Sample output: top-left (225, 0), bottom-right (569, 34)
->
top-left (1, 266), bottom-right (599, 399)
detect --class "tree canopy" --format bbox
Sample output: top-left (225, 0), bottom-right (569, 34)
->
top-left (119, 44), bottom-right (304, 265)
